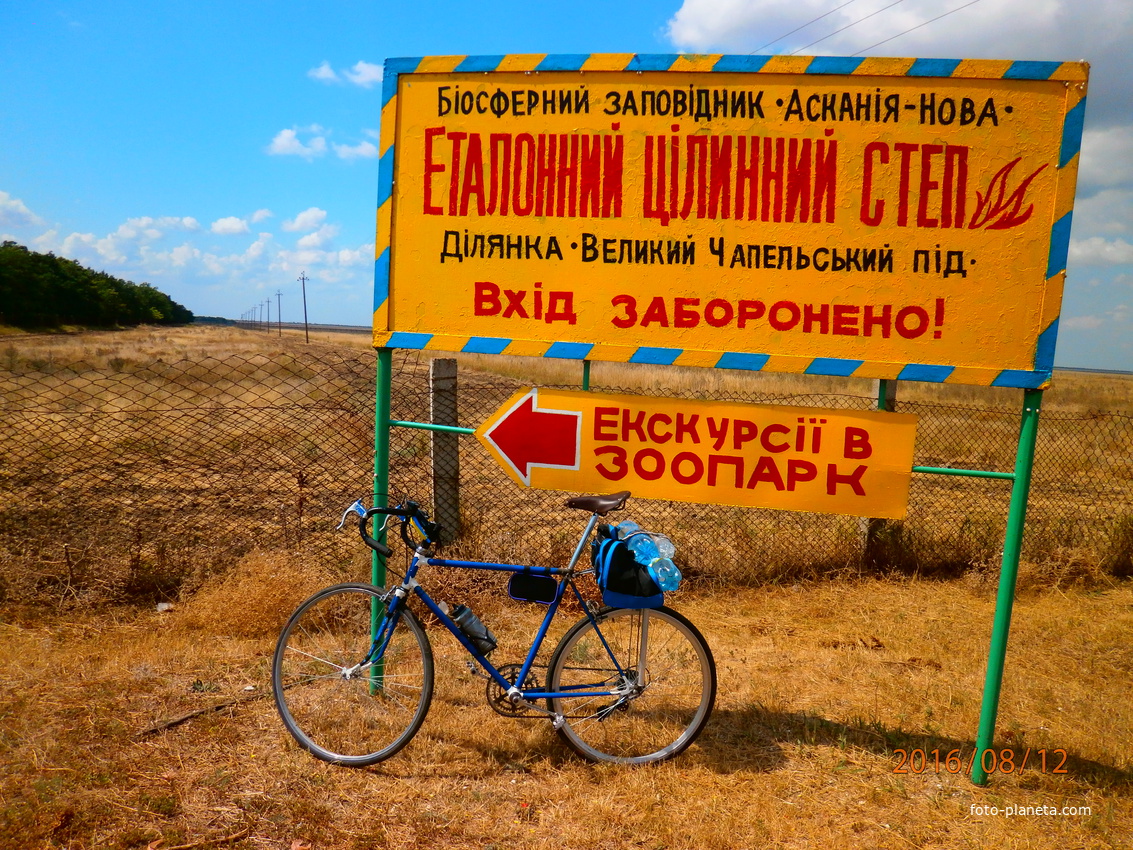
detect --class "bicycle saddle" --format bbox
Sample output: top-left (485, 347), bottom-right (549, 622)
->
top-left (565, 491), bottom-right (631, 515)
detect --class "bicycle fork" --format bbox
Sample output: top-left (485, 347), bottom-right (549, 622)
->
top-left (361, 580), bottom-right (417, 692)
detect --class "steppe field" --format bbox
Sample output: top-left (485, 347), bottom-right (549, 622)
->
top-left (1, 325), bottom-right (1130, 850)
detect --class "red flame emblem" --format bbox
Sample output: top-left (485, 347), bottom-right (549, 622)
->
top-left (968, 158), bottom-right (1048, 230)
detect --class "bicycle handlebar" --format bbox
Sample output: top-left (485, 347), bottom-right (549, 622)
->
top-left (352, 500), bottom-right (444, 557)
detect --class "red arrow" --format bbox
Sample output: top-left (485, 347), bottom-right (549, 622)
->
top-left (483, 390), bottom-right (581, 485)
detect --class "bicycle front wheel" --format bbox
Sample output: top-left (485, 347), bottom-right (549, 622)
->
top-left (546, 606), bottom-right (716, 764)
top-left (272, 582), bottom-right (434, 766)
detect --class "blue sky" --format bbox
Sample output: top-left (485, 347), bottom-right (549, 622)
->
top-left (2, 0), bottom-right (1131, 371)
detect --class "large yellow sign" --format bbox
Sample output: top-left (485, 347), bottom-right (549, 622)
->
top-left (374, 55), bottom-right (1088, 388)
top-left (475, 388), bottom-right (917, 519)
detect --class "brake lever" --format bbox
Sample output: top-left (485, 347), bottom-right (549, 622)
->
top-left (336, 499), bottom-right (368, 531)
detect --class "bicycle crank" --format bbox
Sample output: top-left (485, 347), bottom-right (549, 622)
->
top-left (486, 664), bottom-right (542, 717)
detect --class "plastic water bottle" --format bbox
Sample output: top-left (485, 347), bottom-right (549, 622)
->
top-left (649, 558), bottom-right (683, 592)
top-left (625, 532), bottom-right (660, 565)
top-left (615, 520), bottom-right (641, 540)
top-left (451, 604), bottom-right (497, 654)
top-left (653, 533), bottom-right (676, 560)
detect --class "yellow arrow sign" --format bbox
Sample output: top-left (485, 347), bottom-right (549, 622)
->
top-left (476, 388), bottom-right (918, 519)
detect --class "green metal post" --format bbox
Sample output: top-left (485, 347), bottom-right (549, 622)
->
top-left (371, 348), bottom-right (393, 691)
top-left (971, 387), bottom-right (1043, 784)
top-left (877, 378), bottom-right (896, 413)
top-left (582, 359), bottom-right (591, 391)
top-left (374, 348), bottom-right (392, 586)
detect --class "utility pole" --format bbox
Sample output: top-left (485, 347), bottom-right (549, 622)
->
top-left (265, 298), bottom-right (270, 328)
top-left (276, 289), bottom-right (282, 337)
top-left (299, 271), bottom-right (310, 344)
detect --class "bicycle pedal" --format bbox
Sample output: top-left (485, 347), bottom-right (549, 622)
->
top-left (464, 660), bottom-right (491, 680)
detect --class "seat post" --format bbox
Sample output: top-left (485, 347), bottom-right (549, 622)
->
top-left (566, 513), bottom-right (602, 571)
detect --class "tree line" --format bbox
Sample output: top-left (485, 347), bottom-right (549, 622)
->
top-left (0, 241), bottom-right (193, 329)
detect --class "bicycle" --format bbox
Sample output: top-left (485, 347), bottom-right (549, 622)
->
top-left (271, 491), bottom-right (717, 766)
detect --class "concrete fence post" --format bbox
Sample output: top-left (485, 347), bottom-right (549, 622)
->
top-left (429, 358), bottom-right (460, 542)
top-left (863, 378), bottom-right (899, 565)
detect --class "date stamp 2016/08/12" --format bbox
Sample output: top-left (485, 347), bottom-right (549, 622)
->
top-left (892, 748), bottom-right (1069, 775)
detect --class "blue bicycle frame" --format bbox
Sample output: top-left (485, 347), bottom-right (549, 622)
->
top-left (366, 511), bottom-right (632, 707)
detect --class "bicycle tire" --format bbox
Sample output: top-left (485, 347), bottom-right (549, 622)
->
top-left (546, 605), bottom-right (716, 764)
top-left (272, 582), bottom-right (434, 766)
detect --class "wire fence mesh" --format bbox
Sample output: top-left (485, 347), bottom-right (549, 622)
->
top-left (1, 328), bottom-right (1130, 607)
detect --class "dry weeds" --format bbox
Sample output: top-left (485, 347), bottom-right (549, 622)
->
top-left (1, 557), bottom-right (1130, 849)
top-left (7, 324), bottom-right (1127, 414)
top-left (2, 326), bottom-right (1131, 848)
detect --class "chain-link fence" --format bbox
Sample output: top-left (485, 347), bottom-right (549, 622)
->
top-left (404, 353), bottom-right (1133, 585)
top-left (1, 329), bottom-right (1130, 606)
top-left (0, 336), bottom-right (379, 604)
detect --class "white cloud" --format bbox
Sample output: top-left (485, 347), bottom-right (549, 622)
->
top-left (246, 233), bottom-right (273, 259)
top-left (282, 207), bottom-right (328, 232)
top-left (666, 0), bottom-right (1130, 61)
top-left (1071, 188), bottom-right (1133, 238)
top-left (335, 245), bottom-right (373, 267)
top-left (1062, 315), bottom-right (1106, 330)
top-left (0, 191), bottom-right (45, 227)
top-left (29, 213), bottom-right (205, 275)
top-left (1069, 236), bottom-right (1133, 266)
top-left (333, 140), bottom-right (379, 160)
top-left (251, 208), bottom-right (273, 223)
top-left (211, 216), bottom-right (250, 235)
top-left (343, 60), bottom-right (383, 88)
top-left (162, 242), bottom-right (201, 268)
top-left (296, 224), bottom-right (339, 249)
top-left (138, 231), bottom-right (277, 279)
top-left (306, 60), bottom-right (382, 88)
top-left (308, 61), bottom-right (339, 83)
top-left (96, 216), bottom-right (191, 242)
top-left (114, 217), bottom-right (160, 240)
top-left (1079, 127), bottom-right (1133, 195)
top-left (267, 128), bottom-right (327, 159)
top-left (666, 0), bottom-right (767, 53)
top-left (274, 248), bottom-right (326, 271)
top-left (31, 229), bottom-right (59, 251)
top-left (15, 206), bottom-right (375, 324)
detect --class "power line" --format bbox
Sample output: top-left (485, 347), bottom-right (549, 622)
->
top-left (851, 0), bottom-right (983, 55)
top-left (790, 0), bottom-right (912, 55)
top-left (750, 0), bottom-right (860, 54)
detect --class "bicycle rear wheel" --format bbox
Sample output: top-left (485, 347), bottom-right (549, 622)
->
top-left (546, 606), bottom-right (716, 764)
top-left (272, 582), bottom-right (433, 766)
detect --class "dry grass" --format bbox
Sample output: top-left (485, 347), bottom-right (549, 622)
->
top-left (2, 325), bottom-right (1129, 598)
top-left (12, 324), bottom-right (1123, 412)
top-left (438, 348), bottom-right (1133, 414)
top-left (1, 558), bottom-right (1130, 849)
top-left (0, 326), bottom-right (381, 608)
top-left (2, 326), bottom-right (1132, 848)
